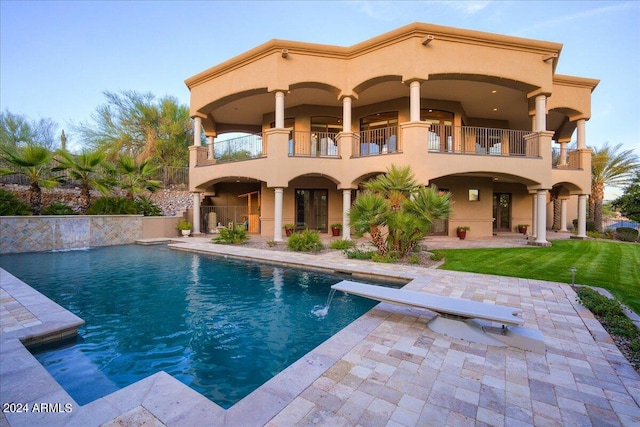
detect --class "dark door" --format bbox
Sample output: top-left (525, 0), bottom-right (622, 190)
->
top-left (493, 193), bottom-right (511, 232)
top-left (295, 189), bottom-right (328, 232)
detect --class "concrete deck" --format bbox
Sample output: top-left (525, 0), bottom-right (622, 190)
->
top-left (1, 234), bottom-right (639, 426)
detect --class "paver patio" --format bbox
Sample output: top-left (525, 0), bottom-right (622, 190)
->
top-left (1, 235), bottom-right (638, 426)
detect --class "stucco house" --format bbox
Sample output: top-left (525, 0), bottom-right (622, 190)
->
top-left (185, 22), bottom-right (598, 243)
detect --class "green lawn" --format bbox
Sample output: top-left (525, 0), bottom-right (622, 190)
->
top-left (432, 240), bottom-right (640, 314)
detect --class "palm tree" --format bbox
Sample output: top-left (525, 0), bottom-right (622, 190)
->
top-left (0, 145), bottom-right (61, 214)
top-left (55, 149), bottom-right (111, 214)
top-left (590, 143), bottom-right (639, 232)
top-left (349, 192), bottom-right (389, 255)
top-left (112, 155), bottom-right (163, 199)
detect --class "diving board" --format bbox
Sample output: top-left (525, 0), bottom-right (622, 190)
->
top-left (331, 281), bottom-right (545, 353)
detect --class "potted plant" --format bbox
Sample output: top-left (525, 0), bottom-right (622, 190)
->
top-left (330, 223), bottom-right (342, 237)
top-left (456, 226), bottom-right (470, 240)
top-left (517, 224), bottom-right (529, 234)
top-left (177, 219), bottom-right (192, 236)
top-left (284, 224), bottom-right (295, 237)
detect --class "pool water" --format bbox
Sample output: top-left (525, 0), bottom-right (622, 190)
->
top-left (0, 245), bottom-right (395, 408)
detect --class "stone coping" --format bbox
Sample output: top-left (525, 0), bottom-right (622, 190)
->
top-left (1, 241), bottom-right (639, 426)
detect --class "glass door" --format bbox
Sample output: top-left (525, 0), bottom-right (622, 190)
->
top-left (493, 193), bottom-right (511, 232)
top-left (295, 189), bottom-right (328, 232)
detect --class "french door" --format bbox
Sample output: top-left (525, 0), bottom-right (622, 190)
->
top-left (295, 189), bottom-right (328, 232)
top-left (493, 193), bottom-right (511, 232)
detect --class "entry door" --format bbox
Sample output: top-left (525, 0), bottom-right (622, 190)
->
top-left (493, 193), bottom-right (511, 231)
top-left (295, 189), bottom-right (328, 232)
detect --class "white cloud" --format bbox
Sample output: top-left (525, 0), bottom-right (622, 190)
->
top-left (446, 1), bottom-right (491, 14)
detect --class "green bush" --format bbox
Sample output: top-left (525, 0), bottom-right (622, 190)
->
top-left (87, 197), bottom-right (138, 215)
top-left (407, 254), bottom-right (421, 264)
top-left (329, 239), bottom-right (355, 250)
top-left (41, 201), bottom-right (75, 215)
top-left (287, 229), bottom-right (324, 252)
top-left (0, 189), bottom-right (31, 215)
top-left (344, 247), bottom-right (375, 260)
top-left (576, 287), bottom-right (638, 338)
top-left (615, 227), bottom-right (639, 242)
top-left (371, 251), bottom-right (399, 263)
top-left (135, 196), bottom-right (163, 216)
top-left (212, 223), bottom-right (248, 244)
top-left (572, 219), bottom-right (596, 232)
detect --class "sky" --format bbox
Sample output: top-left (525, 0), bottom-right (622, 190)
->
top-left (1, 0), bottom-right (638, 195)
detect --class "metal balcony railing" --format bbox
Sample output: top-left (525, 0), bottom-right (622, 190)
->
top-left (552, 147), bottom-right (582, 169)
top-left (427, 125), bottom-right (537, 157)
top-left (288, 131), bottom-right (339, 157)
top-left (213, 133), bottom-right (265, 163)
top-left (353, 126), bottom-right (399, 157)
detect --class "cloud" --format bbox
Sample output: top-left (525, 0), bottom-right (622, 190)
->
top-left (445, 1), bottom-right (491, 14)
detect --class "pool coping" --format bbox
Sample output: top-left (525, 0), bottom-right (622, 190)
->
top-left (2, 241), bottom-right (639, 426)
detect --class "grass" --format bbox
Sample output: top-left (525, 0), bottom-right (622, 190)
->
top-left (432, 240), bottom-right (640, 314)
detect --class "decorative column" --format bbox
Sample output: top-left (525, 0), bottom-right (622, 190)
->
top-left (193, 117), bottom-right (202, 146)
top-left (560, 199), bottom-right (568, 232)
top-left (576, 119), bottom-right (586, 149)
top-left (531, 193), bottom-right (537, 239)
top-left (192, 192), bottom-right (201, 234)
top-left (577, 195), bottom-right (587, 238)
top-left (409, 81), bottom-right (421, 122)
top-left (535, 190), bottom-right (549, 245)
top-left (342, 96), bottom-right (352, 133)
top-left (534, 94), bottom-right (546, 132)
top-left (342, 190), bottom-right (351, 241)
top-left (558, 141), bottom-right (568, 166)
top-left (207, 136), bottom-right (214, 159)
top-left (273, 188), bottom-right (284, 242)
top-left (275, 91), bottom-right (285, 129)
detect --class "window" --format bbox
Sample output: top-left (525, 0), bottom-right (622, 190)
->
top-left (422, 109), bottom-right (454, 152)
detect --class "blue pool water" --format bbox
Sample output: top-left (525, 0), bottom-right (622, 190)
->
top-left (0, 245), bottom-right (397, 408)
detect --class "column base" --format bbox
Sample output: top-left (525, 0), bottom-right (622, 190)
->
top-left (527, 240), bottom-right (552, 247)
top-left (570, 235), bottom-right (588, 240)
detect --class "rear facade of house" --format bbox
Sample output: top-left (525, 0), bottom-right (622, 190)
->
top-left (185, 22), bottom-right (597, 243)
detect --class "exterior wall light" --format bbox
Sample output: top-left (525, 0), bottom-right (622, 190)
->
top-left (422, 35), bottom-right (435, 46)
top-left (281, 49), bottom-right (289, 58)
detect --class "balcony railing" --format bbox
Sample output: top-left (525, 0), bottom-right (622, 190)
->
top-left (288, 131), bottom-right (339, 157)
top-left (427, 126), bottom-right (537, 157)
top-left (552, 147), bottom-right (582, 169)
top-left (353, 126), bottom-right (399, 157)
top-left (214, 133), bottom-right (265, 163)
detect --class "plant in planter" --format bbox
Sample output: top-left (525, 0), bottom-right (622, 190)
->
top-left (284, 224), bottom-right (295, 236)
top-left (330, 223), bottom-right (342, 237)
top-left (176, 219), bottom-right (192, 236)
top-left (456, 226), bottom-right (470, 240)
top-left (517, 224), bottom-right (529, 234)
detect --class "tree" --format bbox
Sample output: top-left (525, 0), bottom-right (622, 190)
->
top-left (590, 143), bottom-right (639, 232)
top-left (0, 110), bottom-right (58, 150)
top-left (74, 91), bottom-right (192, 166)
top-left (349, 165), bottom-right (451, 258)
top-left (109, 155), bottom-right (163, 200)
top-left (612, 170), bottom-right (640, 222)
top-left (54, 149), bottom-right (111, 214)
top-left (0, 145), bottom-right (61, 215)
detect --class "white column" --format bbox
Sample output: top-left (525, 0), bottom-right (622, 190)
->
top-left (534, 95), bottom-right (546, 132)
top-left (576, 119), bottom-right (586, 149)
top-left (560, 199), bottom-right (568, 232)
top-left (342, 190), bottom-right (351, 241)
top-left (275, 91), bottom-right (285, 128)
top-left (531, 193), bottom-right (537, 239)
top-left (207, 136), bottom-right (214, 159)
top-left (577, 195), bottom-right (587, 238)
top-left (535, 190), bottom-right (548, 245)
top-left (342, 96), bottom-right (352, 133)
top-left (273, 188), bottom-right (284, 242)
top-left (192, 192), bottom-right (201, 234)
top-left (193, 117), bottom-right (202, 146)
top-left (559, 142), bottom-right (567, 166)
top-left (409, 81), bottom-right (421, 122)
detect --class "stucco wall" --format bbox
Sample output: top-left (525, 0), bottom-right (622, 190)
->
top-left (0, 216), bottom-right (182, 254)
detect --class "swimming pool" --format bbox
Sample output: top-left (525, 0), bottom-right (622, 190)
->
top-left (0, 245), bottom-right (395, 408)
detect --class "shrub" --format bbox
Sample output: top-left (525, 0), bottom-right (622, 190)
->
top-left (135, 196), bottom-right (163, 216)
top-left (329, 239), bottom-right (355, 250)
top-left (212, 223), bottom-right (248, 244)
top-left (615, 227), bottom-right (639, 242)
top-left (0, 189), bottom-right (31, 215)
top-left (87, 197), bottom-right (138, 215)
top-left (287, 229), bottom-right (324, 252)
top-left (41, 202), bottom-right (75, 215)
top-left (572, 219), bottom-right (596, 232)
top-left (344, 247), bottom-right (375, 260)
top-left (407, 254), bottom-right (421, 264)
top-left (371, 251), bottom-right (399, 263)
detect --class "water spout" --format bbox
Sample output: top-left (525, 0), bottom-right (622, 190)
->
top-left (312, 288), bottom-right (336, 318)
